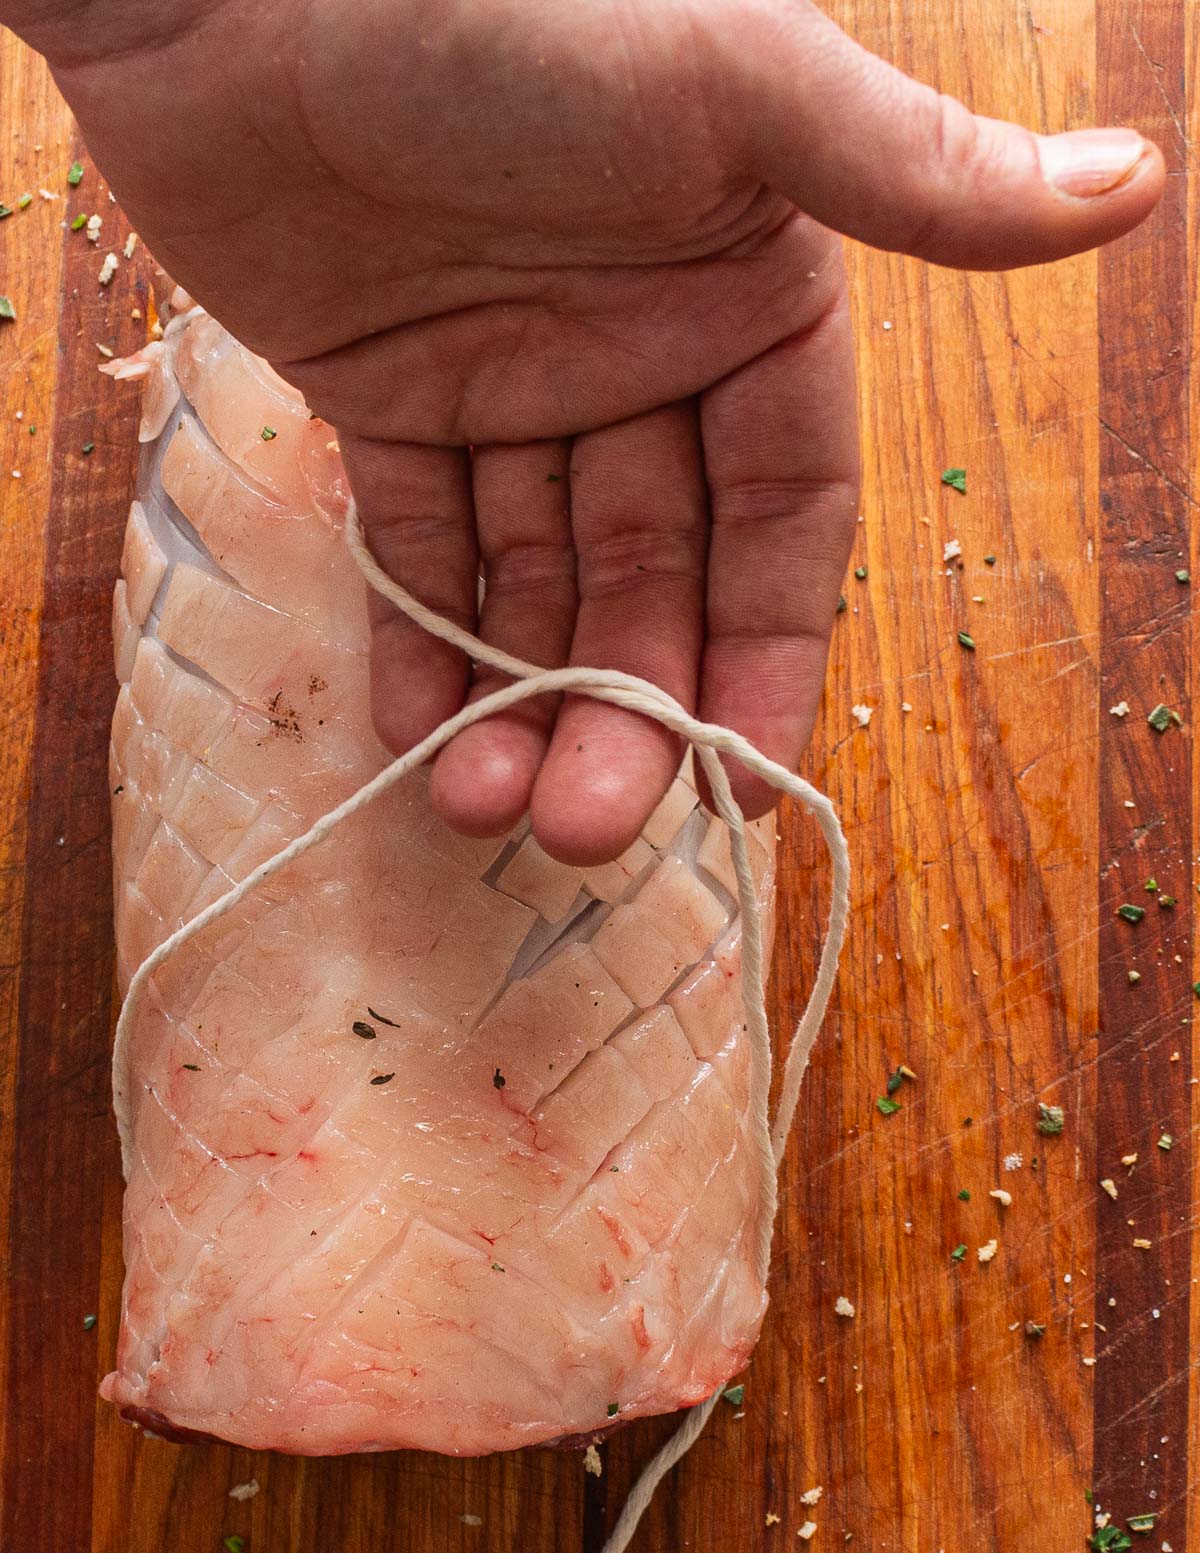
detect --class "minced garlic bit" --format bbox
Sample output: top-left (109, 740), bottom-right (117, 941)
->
top-left (583, 1444), bottom-right (602, 1477)
top-left (800, 1487), bottom-right (823, 1506)
top-left (900, 701), bottom-right (913, 713)
top-left (96, 342), bottom-right (114, 358)
top-left (1110, 701), bottom-right (1131, 717)
top-left (1133, 1238), bottom-right (1152, 1250)
top-left (978, 1239), bottom-right (998, 1264)
top-left (834, 1296), bottom-right (855, 1318)
top-left (798, 1523), bottom-right (818, 1541)
top-left (989, 1188), bottom-right (1013, 1207)
top-left (765, 1512), bottom-right (782, 1527)
top-left (1100, 1178), bottom-right (1118, 1200)
top-left (943, 538), bottom-right (962, 562)
top-left (851, 704), bottom-right (872, 728)
top-left (123, 231), bottom-right (139, 260)
top-left (85, 213), bottom-right (102, 243)
top-left (228, 1479), bottom-right (260, 1502)
top-left (98, 252), bottom-right (118, 286)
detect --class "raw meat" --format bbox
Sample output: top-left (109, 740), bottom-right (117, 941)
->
top-left (102, 299), bottom-right (778, 1455)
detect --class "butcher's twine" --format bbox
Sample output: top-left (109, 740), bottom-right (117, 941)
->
top-left (113, 497), bottom-right (850, 1553)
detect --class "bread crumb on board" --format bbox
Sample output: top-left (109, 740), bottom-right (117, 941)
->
top-left (834, 1296), bottom-right (855, 1318)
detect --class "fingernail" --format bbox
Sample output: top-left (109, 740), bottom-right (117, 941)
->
top-left (1037, 128), bottom-right (1147, 198)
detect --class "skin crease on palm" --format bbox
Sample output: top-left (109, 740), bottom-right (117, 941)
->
top-left (9, 0), bottom-right (1165, 865)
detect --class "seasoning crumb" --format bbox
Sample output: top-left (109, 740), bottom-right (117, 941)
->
top-left (460, 1514), bottom-right (483, 1528)
top-left (1110, 702), bottom-right (1131, 717)
top-left (1024, 1321), bottom-right (1046, 1338)
top-left (85, 213), bottom-right (101, 242)
top-left (943, 538), bottom-right (962, 562)
top-left (834, 1296), bottom-right (855, 1318)
top-left (83, 1313), bottom-right (97, 1330)
top-left (851, 704), bottom-right (872, 728)
top-left (1121, 1153), bottom-right (1138, 1167)
top-left (765, 1512), bottom-right (782, 1527)
top-left (1036, 1103), bottom-right (1065, 1136)
top-left (800, 1488), bottom-right (824, 1506)
top-left (228, 1480), bottom-right (260, 1502)
top-left (123, 231), bottom-right (139, 259)
top-left (1133, 1238), bottom-right (1152, 1250)
top-left (1158, 1133), bottom-right (1174, 1152)
top-left (1128, 970), bottom-right (1142, 985)
top-left (798, 1523), bottom-right (818, 1542)
top-left (1100, 1179), bottom-right (1118, 1200)
top-left (98, 251), bottom-right (118, 286)
top-left (1003, 1152), bottom-right (1023, 1171)
top-left (583, 1445), bottom-right (602, 1477)
top-left (989, 1188), bottom-right (1013, 1207)
top-left (977, 1239), bottom-right (998, 1264)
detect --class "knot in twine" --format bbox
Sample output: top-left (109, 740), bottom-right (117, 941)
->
top-left (113, 497), bottom-right (851, 1553)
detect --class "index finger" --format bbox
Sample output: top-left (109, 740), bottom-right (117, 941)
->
top-left (698, 279), bottom-right (860, 817)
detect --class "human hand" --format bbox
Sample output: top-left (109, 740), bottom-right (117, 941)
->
top-left (12, 0), bottom-right (1164, 863)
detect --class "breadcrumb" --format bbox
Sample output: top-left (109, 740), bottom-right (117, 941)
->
top-left (851, 704), bottom-right (872, 728)
top-left (989, 1188), bottom-right (1012, 1207)
top-left (977, 1239), bottom-right (998, 1264)
top-left (834, 1296), bottom-right (855, 1318)
top-left (583, 1445), bottom-right (602, 1477)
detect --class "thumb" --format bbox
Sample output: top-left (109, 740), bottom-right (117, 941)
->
top-left (721, 3), bottom-right (1165, 269)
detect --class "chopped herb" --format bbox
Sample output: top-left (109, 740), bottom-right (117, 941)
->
top-left (83, 1313), bottom-right (97, 1330)
top-left (369, 1072), bottom-right (395, 1085)
top-left (957, 1189), bottom-right (970, 1201)
top-left (0, 204), bottom-right (11, 218)
top-left (113, 784), bottom-right (123, 794)
top-left (1117, 904), bottom-right (1145, 924)
top-left (366, 1005), bottom-right (400, 1027)
top-left (963, 1117), bottom-right (973, 1127)
top-left (1145, 878), bottom-right (1158, 892)
top-left (606, 1402), bottom-right (619, 1417)
top-left (1176, 569), bottom-right (1190, 584)
top-left (1085, 1489), bottom-right (1094, 1505)
top-left (1024, 1321), bottom-right (1046, 1338)
top-left (260, 426), bottom-right (277, 441)
top-left (983, 553), bottom-right (997, 565)
top-left (854, 566), bottom-right (867, 580)
top-left (836, 594), bottom-right (847, 614)
top-left (885, 1068), bottom-right (904, 1096)
top-left (1148, 703), bottom-right (1181, 733)
top-left (81, 442), bottom-right (94, 455)
top-left (67, 160), bottom-right (84, 185)
top-left (1127, 970), bottom-right (1141, 985)
top-left (941, 467), bottom-right (967, 494)
top-left (491, 1262), bottom-right (505, 1272)
top-left (722, 1383), bottom-right (745, 1406)
top-left (545, 472), bottom-right (562, 482)
top-left (492, 1067), bottom-right (506, 1090)
top-left (1127, 1514), bottom-right (1156, 1534)
top-left (182, 1063), bottom-right (200, 1072)
top-left (17, 192), bottom-right (32, 209)
top-left (70, 212), bottom-right (87, 230)
top-left (950, 1244), bottom-right (967, 1263)
top-left (1158, 1133), bottom-right (1174, 1151)
top-left (1158, 894), bottom-right (1175, 908)
top-left (957, 630), bottom-right (976, 651)
top-left (0, 297), bottom-right (15, 321)
top-left (352, 1020), bottom-right (377, 1040)
top-left (876, 1096), bottom-right (901, 1116)
top-left (27, 425), bottom-right (35, 435)
top-left (1089, 1528), bottom-right (1132, 1552)
top-left (223, 1539), bottom-right (246, 1553)
top-left (1193, 982), bottom-right (1200, 998)
top-left (1036, 1103), bottom-right (1065, 1136)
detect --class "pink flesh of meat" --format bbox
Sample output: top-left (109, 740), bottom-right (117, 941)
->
top-left (102, 305), bottom-right (778, 1456)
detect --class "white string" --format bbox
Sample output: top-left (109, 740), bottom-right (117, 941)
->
top-left (111, 496), bottom-right (850, 1552)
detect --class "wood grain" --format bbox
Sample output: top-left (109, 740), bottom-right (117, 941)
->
top-left (1, 3), bottom-right (1197, 1550)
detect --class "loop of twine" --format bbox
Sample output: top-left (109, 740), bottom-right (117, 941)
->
top-left (111, 496), bottom-right (850, 1553)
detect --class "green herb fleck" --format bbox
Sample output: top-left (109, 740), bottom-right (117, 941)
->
top-left (983, 553), bottom-right (997, 565)
top-left (950, 1244), bottom-right (967, 1263)
top-left (17, 192), bottom-right (32, 209)
top-left (836, 594), bottom-right (847, 614)
top-left (854, 566), bottom-right (867, 580)
top-left (1158, 1133), bottom-right (1174, 1152)
top-left (352, 1021), bottom-right (377, 1040)
top-left (1193, 981), bottom-right (1200, 999)
top-left (1148, 703), bottom-right (1181, 733)
top-left (182, 1063), bottom-right (201, 1072)
top-left (957, 1189), bottom-right (970, 1201)
top-left (83, 1313), bottom-right (97, 1331)
top-left (957, 630), bottom-right (976, 651)
top-left (885, 1068), bottom-right (904, 1096)
top-left (1035, 1103), bottom-right (1065, 1136)
top-left (1117, 904), bottom-right (1145, 924)
top-left (67, 160), bottom-right (84, 186)
top-left (70, 212), bottom-right (87, 230)
top-left (223, 1539), bottom-right (246, 1553)
top-left (941, 467), bottom-right (967, 494)
top-left (1089, 1528), bottom-right (1132, 1552)
top-left (0, 204), bottom-right (11, 219)
top-left (1176, 569), bottom-right (1190, 584)
top-left (0, 297), bottom-right (15, 321)
top-left (722, 1383), bottom-right (745, 1406)
top-left (81, 442), bottom-right (94, 455)
top-left (260, 426), bottom-right (277, 441)
top-left (1159, 895), bottom-right (1176, 908)
top-left (1085, 1489), bottom-right (1094, 1505)
top-left (876, 1096), bottom-right (901, 1117)
top-left (370, 1072), bottom-right (395, 1086)
top-left (606, 1402), bottom-right (619, 1417)
top-left (28, 425), bottom-right (35, 435)
top-left (1127, 1514), bottom-right (1156, 1534)
top-left (1145, 878), bottom-right (1158, 892)
top-left (545, 472), bottom-right (562, 482)
top-left (1024, 1320), bottom-right (1046, 1338)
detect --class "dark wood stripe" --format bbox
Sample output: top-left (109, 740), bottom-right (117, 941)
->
top-left (0, 148), bottom-right (146, 1549)
top-left (1094, 0), bottom-right (1192, 1542)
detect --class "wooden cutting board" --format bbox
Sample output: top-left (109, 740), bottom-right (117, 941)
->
top-left (2, 2), bottom-right (1196, 1548)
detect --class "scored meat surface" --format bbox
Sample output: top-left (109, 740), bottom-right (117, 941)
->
top-left (103, 298), bottom-right (778, 1456)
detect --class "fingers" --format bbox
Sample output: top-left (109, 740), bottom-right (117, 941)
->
top-left (698, 281), bottom-right (859, 819)
top-left (429, 441), bottom-right (577, 836)
top-left (715, 1), bottom-right (1164, 268)
top-left (530, 403), bottom-right (708, 867)
top-left (338, 434), bottom-right (478, 756)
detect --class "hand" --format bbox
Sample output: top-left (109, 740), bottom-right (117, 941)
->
top-left (14, 0), bottom-right (1164, 863)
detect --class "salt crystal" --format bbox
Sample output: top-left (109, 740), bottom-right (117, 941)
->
top-left (851, 704), bottom-right (872, 728)
top-left (834, 1296), bottom-right (855, 1319)
top-left (798, 1523), bottom-right (818, 1541)
top-left (1003, 1153), bottom-right (1023, 1171)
